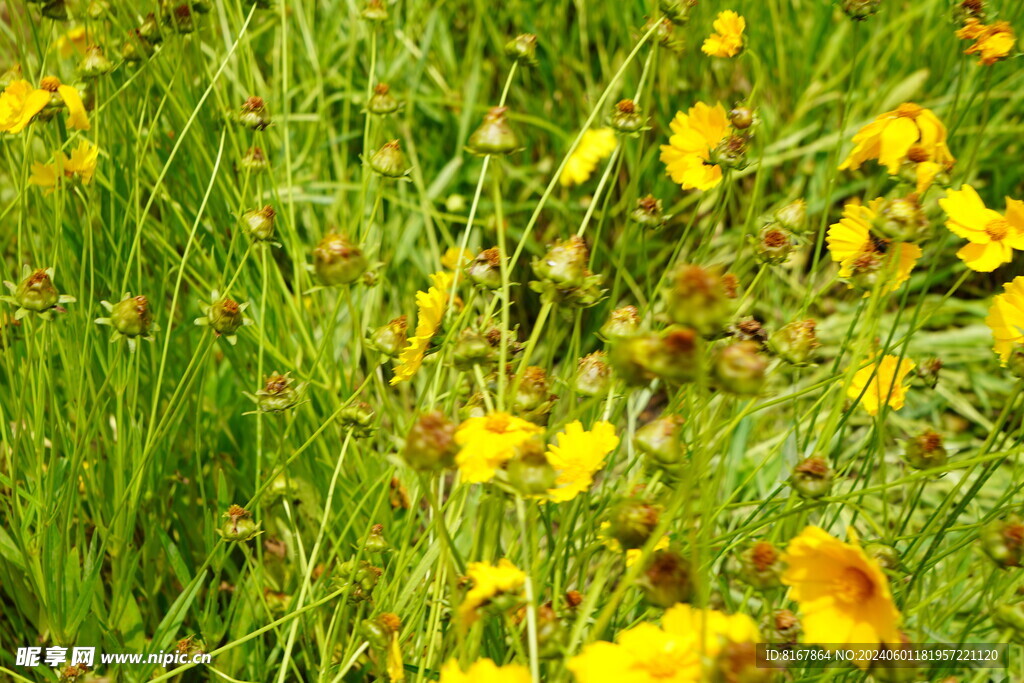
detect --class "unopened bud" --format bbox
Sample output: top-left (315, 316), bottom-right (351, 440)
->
top-left (904, 430), bottom-right (947, 470)
top-left (369, 139), bottom-right (410, 178)
top-left (206, 296), bottom-right (246, 336)
top-left (467, 106), bottom-right (521, 155)
top-left (630, 194), bottom-right (668, 229)
top-left (755, 225), bottom-right (796, 265)
top-left (981, 515), bottom-right (1024, 568)
top-left (402, 411), bottom-right (457, 470)
top-left (505, 34), bottom-right (538, 65)
top-left (737, 541), bottom-right (784, 589)
top-left (364, 524), bottom-right (389, 554)
top-left (712, 341), bottom-right (767, 396)
top-left (361, 0), bottom-right (388, 21)
top-left (453, 329), bottom-right (494, 370)
top-left (607, 500), bottom-right (660, 550)
top-left (256, 372), bottom-right (300, 412)
top-left (842, 0), bottom-right (882, 20)
top-left (600, 305), bottom-right (641, 340)
top-left (659, 0), bottom-right (697, 24)
top-left (764, 609), bottom-right (801, 644)
top-left (1010, 344), bottom-right (1024, 379)
top-left (506, 439), bottom-right (557, 496)
top-left (610, 99), bottom-right (646, 135)
top-left (789, 456), bottom-right (833, 499)
top-left (313, 234), bottom-right (368, 286)
top-left (640, 550), bottom-right (693, 607)
top-left (715, 641), bottom-right (773, 683)
top-left (663, 264), bottom-right (733, 336)
top-left (729, 105), bottom-right (755, 130)
top-left (78, 46), bottom-right (114, 77)
top-left (367, 316), bottom-right (407, 357)
top-left (367, 83), bottom-right (400, 115)
top-left (139, 13), bottom-right (163, 43)
top-left (170, 4), bottom-right (196, 34)
top-left (635, 415), bottom-right (686, 477)
top-left (776, 199), bottom-right (808, 233)
top-left (875, 196), bottom-right (927, 243)
top-left (532, 235), bottom-right (589, 289)
top-left (467, 248), bottom-right (503, 289)
top-left (239, 146), bottom-right (269, 172)
top-left (711, 134), bottom-right (749, 170)
top-left (243, 205), bottom-right (276, 242)
top-left (865, 542), bottom-right (900, 571)
top-left (239, 96), bottom-right (271, 130)
top-left (218, 505), bottom-right (262, 542)
top-left (728, 317), bottom-right (768, 347)
top-left (916, 357), bottom-right (942, 388)
top-left (10, 269), bottom-right (60, 313)
top-left (340, 402), bottom-right (375, 436)
top-left (769, 319), bottom-right (819, 366)
top-left (111, 295), bottom-right (153, 337)
top-left (515, 366), bottom-right (554, 414)
top-left (574, 351), bottom-right (612, 397)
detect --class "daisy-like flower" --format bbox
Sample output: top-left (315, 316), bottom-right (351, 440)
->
top-left (457, 559), bottom-right (526, 628)
top-left (839, 103), bottom-right (954, 176)
top-left (568, 603), bottom-right (758, 683)
top-left (1, 266), bottom-right (76, 320)
top-left (781, 526), bottom-right (901, 649)
top-left (194, 291), bottom-right (253, 345)
top-left (826, 199), bottom-right (922, 294)
top-left (701, 10), bottom-right (745, 58)
top-left (957, 18), bottom-right (1016, 65)
top-left (95, 293), bottom-right (157, 352)
top-left (390, 271), bottom-right (453, 385)
top-left (560, 128), bottom-right (617, 187)
top-left (986, 277), bottom-right (1024, 365)
top-left (847, 354), bottom-right (916, 416)
top-left (30, 139), bottom-right (100, 193)
top-left (454, 412), bottom-right (543, 483)
top-left (0, 77), bottom-right (89, 134)
top-left (660, 102), bottom-right (733, 191)
top-left (439, 659), bottom-right (531, 683)
top-left (939, 184), bottom-right (1024, 272)
top-left (544, 420), bottom-right (619, 502)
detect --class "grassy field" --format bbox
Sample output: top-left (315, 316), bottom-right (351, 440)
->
top-left (1, 0), bottom-right (1024, 681)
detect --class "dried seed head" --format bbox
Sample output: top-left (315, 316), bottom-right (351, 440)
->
top-left (790, 456), bottom-right (833, 499)
top-left (313, 233), bottom-right (368, 286)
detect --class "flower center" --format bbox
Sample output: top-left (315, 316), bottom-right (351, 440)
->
top-left (985, 219), bottom-right (1010, 241)
top-left (642, 651), bottom-right (687, 679)
top-left (485, 414), bottom-right (513, 433)
top-left (836, 567), bottom-right (874, 602)
top-left (40, 76), bottom-right (62, 92)
top-left (895, 103), bottom-right (922, 119)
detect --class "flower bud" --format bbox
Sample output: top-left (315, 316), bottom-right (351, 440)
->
top-left (111, 295), bottom-right (153, 337)
top-left (600, 305), bottom-right (641, 340)
top-left (206, 296), bottom-right (246, 336)
top-left (10, 269), bottom-right (60, 313)
top-left (467, 247), bottom-right (503, 289)
top-left (763, 609), bottom-right (801, 644)
top-left (630, 194), bottom-right (668, 229)
top-left (842, 0), bottom-right (882, 20)
top-left (711, 134), bottom-right (749, 170)
top-left (574, 351), bottom-right (612, 397)
top-left (904, 430), bottom-right (947, 470)
top-left (41, 0), bottom-right (69, 20)
top-left (640, 550), bottom-right (693, 608)
top-left (313, 233), bottom-right (368, 286)
top-left (239, 96), bottom-right (271, 130)
top-left (453, 329), bottom-right (494, 370)
top-left (712, 341), bottom-right (767, 396)
top-left (139, 13), bottom-right (163, 43)
top-left (255, 372), bottom-right (300, 412)
top-left (755, 225), bottom-right (795, 265)
top-left (515, 366), bottom-right (554, 414)
top-left (775, 199), bottom-right (808, 233)
top-left (361, 612), bottom-right (400, 649)
top-left (467, 106), bottom-right (520, 155)
top-left (369, 139), bottom-right (410, 178)
top-left (361, 0), bottom-right (388, 21)
top-left (242, 205), bottom-right (276, 242)
top-left (78, 46), bottom-right (114, 78)
top-left (340, 401), bottom-right (375, 437)
top-left (736, 541), bottom-right (784, 590)
top-left (169, 4), bottom-right (196, 33)
top-left (122, 29), bottom-right (155, 64)
top-left (532, 235), bottom-right (588, 289)
top-left (954, 0), bottom-right (986, 24)
top-left (240, 146), bottom-right (269, 172)
top-left (402, 411), bottom-right (456, 471)
top-left (769, 319), bottom-right (819, 366)
top-left (610, 99), bottom-right (646, 135)
top-left (367, 83), bottom-right (400, 115)
top-left (789, 456), bottom-right (833, 499)
top-left (607, 500), bottom-right (660, 550)
top-left (367, 316), bottom-right (408, 357)
top-left (663, 264), bottom-right (733, 336)
top-left (364, 523), bottom-right (389, 554)
top-left (635, 415), bottom-right (686, 476)
top-left (875, 196), bottom-right (927, 243)
top-left (507, 439), bottom-right (557, 496)
top-left (864, 542), bottom-right (900, 571)
top-left (504, 33), bottom-right (538, 65)
top-left (1009, 344), bottom-right (1024, 379)
top-left (649, 327), bottom-right (702, 384)
top-left (729, 105), bottom-right (755, 130)
top-left (980, 515), bottom-right (1024, 568)
top-left (217, 504), bottom-right (262, 542)
top-left (916, 357), bottom-right (942, 388)
top-left (660, 0), bottom-right (697, 24)
top-left (727, 317), bottom-right (768, 348)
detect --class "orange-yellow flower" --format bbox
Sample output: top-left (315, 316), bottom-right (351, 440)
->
top-left (986, 277), bottom-right (1024, 366)
top-left (439, 658), bottom-right (531, 683)
top-left (839, 103), bottom-right (954, 175)
top-left (544, 420), bottom-right (618, 502)
top-left (456, 559), bottom-right (526, 628)
top-left (782, 526), bottom-right (901, 649)
top-left (957, 18), bottom-right (1016, 65)
top-left (560, 128), bottom-right (617, 187)
top-left (939, 184), bottom-right (1024, 272)
top-left (390, 271), bottom-right (453, 385)
top-left (660, 102), bottom-right (731, 191)
top-left (0, 77), bottom-right (89, 134)
top-left (701, 10), bottom-right (745, 58)
top-left (454, 412), bottom-right (543, 483)
top-left (826, 199), bottom-right (922, 295)
top-left (847, 354), bottom-right (915, 416)
top-left (30, 139), bottom-right (100, 192)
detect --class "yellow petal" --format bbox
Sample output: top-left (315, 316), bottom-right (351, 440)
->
top-left (58, 84), bottom-right (90, 130)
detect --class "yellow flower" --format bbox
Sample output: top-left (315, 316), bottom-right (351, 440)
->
top-left (839, 103), bottom-right (954, 175)
top-left (544, 420), bottom-right (618, 502)
top-left (457, 559), bottom-right (526, 628)
top-left (560, 128), bottom-right (617, 187)
top-left (986, 276), bottom-right (1024, 365)
top-left (441, 247), bottom-right (473, 271)
top-left (0, 80), bottom-right (52, 134)
top-left (701, 10), bottom-right (745, 58)
top-left (958, 19), bottom-right (1016, 65)
top-left (56, 27), bottom-right (88, 58)
top-left (454, 412), bottom-right (543, 483)
top-left (439, 658), bottom-right (531, 683)
top-left (30, 140), bottom-right (100, 192)
top-left (826, 199), bottom-right (922, 294)
top-left (939, 184), bottom-right (1024, 272)
top-left (847, 354), bottom-right (916, 416)
top-left (660, 102), bottom-right (730, 191)
top-left (568, 604), bottom-right (758, 683)
top-left (390, 271), bottom-right (453, 385)
top-left (387, 632), bottom-right (404, 682)
top-left (781, 526), bottom-right (901, 649)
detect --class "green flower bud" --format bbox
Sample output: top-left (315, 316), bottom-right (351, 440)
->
top-left (659, 0), bottom-right (697, 24)
top-left (763, 609), bottom-right (801, 644)
top-left (361, 0), bottom-right (388, 21)
top-left (916, 357), bottom-right (942, 389)
top-left (367, 83), bottom-right (400, 115)
top-left (504, 33), bottom-right (538, 65)
top-left (864, 542), bottom-right (900, 571)
top-left (169, 4), bottom-right (196, 33)
top-left (340, 401), bottom-right (375, 437)
top-left (139, 13), bottom-right (163, 43)
top-left (729, 105), bottom-right (755, 131)
top-left (506, 439), bottom-right (557, 496)
top-left (610, 328), bottom-right (701, 386)
top-left (11, 269), bottom-right (60, 312)
top-left (712, 341), bottom-right (767, 396)
top-left (41, 0), bottom-right (69, 20)
top-left (607, 500), bottom-right (660, 550)
top-left (635, 415), bottom-right (687, 477)
top-left (467, 247), bottom-right (503, 289)
top-left (402, 411), bottom-right (457, 471)
top-left (515, 366), bottom-right (554, 414)
top-left (242, 205), bottom-right (276, 242)
top-left (239, 146), bottom-right (269, 172)
top-left (364, 524), bottom-right (389, 554)
top-left (574, 351), bottom-right (612, 397)
top-left (663, 264), bottom-right (733, 336)
top-left (710, 134), bottom-right (749, 171)
top-left (78, 46), bottom-right (114, 78)
top-left (217, 505), bottom-right (262, 542)
top-left (367, 316), bottom-right (408, 357)
top-left (640, 550), bottom-right (693, 608)
top-left (727, 317), bottom-right (768, 348)
top-left (369, 139), bottom-right (410, 178)
top-left (206, 296), bottom-right (247, 336)
top-left (755, 224), bottom-right (795, 265)
top-left (737, 541), bottom-right (784, 590)
top-left (875, 196), bottom-right (927, 243)
top-left (111, 295), bottom-right (153, 337)
top-left (769, 319), bottom-right (819, 366)
top-left (630, 194), bottom-right (669, 229)
top-left (361, 613), bottom-right (400, 648)
top-left (904, 430), bottom-right (947, 470)
top-left (255, 372), bottom-right (301, 412)
top-left (467, 106), bottom-right (520, 155)
top-left (775, 199), bottom-right (808, 234)
top-left (789, 456), bottom-right (833, 499)
top-left (600, 305), bottom-right (641, 340)
top-left (313, 233), bottom-right (368, 286)
top-left (267, 472), bottom-right (298, 501)
top-left (238, 96), bottom-right (271, 130)
top-left (532, 235), bottom-right (589, 289)
top-left (842, 0), bottom-right (882, 20)
top-left (451, 329), bottom-right (492, 371)
top-left (610, 99), bottom-right (646, 135)
top-left (954, 0), bottom-right (986, 24)
top-left (981, 515), bottom-right (1024, 568)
